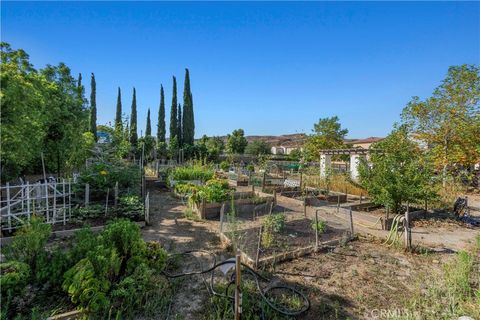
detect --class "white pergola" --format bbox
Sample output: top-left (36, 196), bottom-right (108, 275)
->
top-left (319, 148), bottom-right (381, 181)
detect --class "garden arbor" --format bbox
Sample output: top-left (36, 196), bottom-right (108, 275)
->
top-left (319, 148), bottom-right (378, 181)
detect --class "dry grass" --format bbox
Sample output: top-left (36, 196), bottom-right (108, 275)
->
top-left (303, 173), bottom-right (366, 196)
top-left (395, 235), bottom-right (480, 320)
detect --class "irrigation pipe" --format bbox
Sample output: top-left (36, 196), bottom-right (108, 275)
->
top-left (162, 250), bottom-right (310, 317)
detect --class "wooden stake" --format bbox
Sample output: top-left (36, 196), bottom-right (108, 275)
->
top-left (255, 226), bottom-right (263, 268)
top-left (6, 182), bottom-right (11, 230)
top-left (85, 183), bottom-right (90, 207)
top-left (105, 188), bottom-right (110, 216)
top-left (303, 197), bottom-right (307, 217)
top-left (235, 254), bottom-right (242, 320)
top-left (62, 180), bottom-right (66, 225)
top-left (404, 203), bottom-right (411, 249)
top-left (219, 203), bottom-right (225, 233)
top-left (348, 208), bottom-right (354, 238)
top-left (314, 210), bottom-right (319, 252)
top-left (114, 182), bottom-right (119, 209)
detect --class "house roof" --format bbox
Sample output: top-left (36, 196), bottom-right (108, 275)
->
top-left (346, 137), bottom-right (384, 145)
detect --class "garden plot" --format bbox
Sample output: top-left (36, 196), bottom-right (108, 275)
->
top-left (218, 202), bottom-right (352, 268)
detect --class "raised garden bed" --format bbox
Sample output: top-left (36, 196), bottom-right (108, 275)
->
top-left (194, 191), bottom-right (274, 219)
top-left (219, 217), bottom-right (348, 268)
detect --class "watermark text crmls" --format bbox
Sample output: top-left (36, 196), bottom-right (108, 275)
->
top-left (364, 308), bottom-right (419, 319)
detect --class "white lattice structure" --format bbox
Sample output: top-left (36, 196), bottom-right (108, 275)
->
top-left (0, 180), bottom-right (73, 231)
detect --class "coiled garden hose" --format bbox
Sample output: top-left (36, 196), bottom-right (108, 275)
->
top-left (383, 215), bottom-right (404, 247)
top-left (162, 250), bottom-right (310, 317)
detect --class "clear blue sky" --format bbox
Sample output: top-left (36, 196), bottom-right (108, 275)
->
top-left (2, 1), bottom-right (479, 138)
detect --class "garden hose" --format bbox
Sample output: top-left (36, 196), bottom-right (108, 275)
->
top-left (383, 215), bottom-right (404, 247)
top-left (162, 250), bottom-right (310, 317)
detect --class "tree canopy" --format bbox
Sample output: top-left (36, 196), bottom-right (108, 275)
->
top-left (226, 129), bottom-right (248, 154)
top-left (304, 116), bottom-right (348, 160)
top-left (401, 64), bottom-right (480, 180)
top-left (1, 42), bottom-right (89, 180)
top-left (358, 126), bottom-right (435, 213)
top-left (245, 140), bottom-right (271, 156)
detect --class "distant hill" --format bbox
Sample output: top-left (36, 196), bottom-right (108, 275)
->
top-left (198, 134), bottom-right (383, 147)
top-left (206, 133), bottom-right (308, 147)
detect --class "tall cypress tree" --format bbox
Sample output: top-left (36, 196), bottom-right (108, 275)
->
top-left (90, 73), bottom-right (97, 141)
top-left (157, 85), bottom-right (166, 143)
top-left (177, 103), bottom-right (182, 147)
top-left (115, 87), bottom-right (123, 131)
top-left (169, 76), bottom-right (177, 143)
top-left (77, 73), bottom-right (83, 99)
top-left (182, 68), bottom-right (194, 145)
top-left (146, 108), bottom-right (152, 136)
top-left (130, 87), bottom-right (138, 146)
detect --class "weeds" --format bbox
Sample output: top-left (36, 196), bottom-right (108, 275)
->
top-left (395, 235), bottom-right (480, 319)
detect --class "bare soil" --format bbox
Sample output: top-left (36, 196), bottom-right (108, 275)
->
top-left (269, 237), bottom-right (450, 319)
top-left (142, 183), bottom-right (457, 319)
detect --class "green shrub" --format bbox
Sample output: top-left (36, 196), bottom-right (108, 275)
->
top-left (174, 182), bottom-right (199, 195)
top-left (100, 219), bottom-right (145, 259)
top-left (170, 164), bottom-right (214, 181)
top-left (263, 214), bottom-right (286, 233)
top-left (220, 161), bottom-right (230, 172)
top-left (69, 227), bottom-right (98, 262)
top-left (144, 241), bottom-right (168, 272)
top-left (62, 219), bottom-right (169, 318)
top-left (117, 195), bottom-right (144, 218)
top-left (3, 216), bottom-right (51, 272)
top-left (78, 160), bottom-right (141, 197)
top-left (36, 249), bottom-right (70, 286)
top-left (311, 220), bottom-right (327, 233)
top-left (72, 204), bottom-right (104, 220)
top-left (199, 179), bottom-right (232, 203)
top-left (262, 214), bottom-right (286, 248)
top-left (0, 261), bottom-right (31, 319)
top-left (0, 261), bottom-right (30, 295)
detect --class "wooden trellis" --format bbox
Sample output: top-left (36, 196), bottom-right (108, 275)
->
top-left (0, 180), bottom-right (73, 231)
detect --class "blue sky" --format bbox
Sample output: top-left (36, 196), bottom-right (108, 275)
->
top-left (2, 2), bottom-right (479, 138)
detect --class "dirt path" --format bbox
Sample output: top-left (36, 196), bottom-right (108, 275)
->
top-left (141, 187), bottom-right (229, 319)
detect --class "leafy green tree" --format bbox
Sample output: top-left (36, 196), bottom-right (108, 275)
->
top-left (1, 43), bottom-right (46, 180)
top-left (169, 76), bottom-right (177, 143)
top-left (197, 135), bottom-right (224, 162)
top-left (168, 136), bottom-right (179, 160)
top-left (358, 126), bottom-right (435, 213)
top-left (206, 136), bottom-right (224, 162)
top-left (304, 116), bottom-right (348, 161)
top-left (41, 63), bottom-right (89, 175)
top-left (90, 73), bottom-right (97, 141)
top-left (130, 87), bottom-right (138, 147)
top-left (226, 129), bottom-right (248, 154)
top-left (157, 85), bottom-right (166, 144)
top-left (182, 68), bottom-right (194, 145)
top-left (245, 140), bottom-right (271, 156)
top-left (115, 87), bottom-right (122, 132)
top-left (177, 103), bottom-right (182, 146)
top-left (138, 135), bottom-right (155, 162)
top-left (112, 119), bottom-right (131, 159)
top-left (401, 64), bottom-right (480, 184)
top-left (145, 108), bottom-right (151, 136)
top-left (287, 149), bottom-right (303, 161)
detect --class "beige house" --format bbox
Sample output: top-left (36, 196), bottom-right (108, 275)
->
top-left (271, 145), bottom-right (304, 155)
top-left (346, 137), bottom-right (384, 149)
